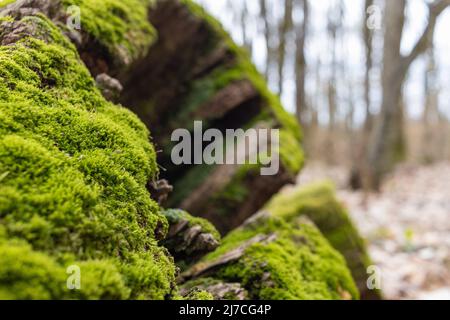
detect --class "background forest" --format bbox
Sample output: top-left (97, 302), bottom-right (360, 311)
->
top-left (199, 0), bottom-right (450, 299)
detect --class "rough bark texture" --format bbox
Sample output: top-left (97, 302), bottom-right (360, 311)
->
top-left (162, 209), bottom-right (220, 267)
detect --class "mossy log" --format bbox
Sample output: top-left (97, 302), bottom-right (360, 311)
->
top-left (3, 1), bottom-right (304, 236)
top-left (264, 182), bottom-right (382, 300)
top-left (119, 0), bottom-right (305, 234)
top-left (181, 183), bottom-right (383, 300)
top-left (181, 202), bottom-right (360, 300)
top-left (0, 0), bottom-right (366, 301)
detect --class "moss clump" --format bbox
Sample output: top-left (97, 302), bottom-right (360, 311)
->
top-left (0, 13), bottom-right (177, 299)
top-left (180, 289), bottom-right (214, 301)
top-left (265, 182), bottom-right (381, 299)
top-left (62, 0), bottom-right (156, 65)
top-left (0, 228), bottom-right (132, 299)
top-left (0, 238), bottom-right (67, 300)
top-left (0, 0), bottom-right (15, 9)
top-left (197, 216), bottom-right (358, 300)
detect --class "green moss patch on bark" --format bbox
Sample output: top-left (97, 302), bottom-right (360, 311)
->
top-left (183, 215), bottom-right (358, 300)
top-left (0, 0), bottom-right (16, 8)
top-left (61, 0), bottom-right (156, 69)
top-left (265, 182), bottom-right (382, 299)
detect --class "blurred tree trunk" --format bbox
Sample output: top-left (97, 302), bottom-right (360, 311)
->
top-left (346, 80), bottom-right (355, 133)
top-left (421, 47), bottom-right (440, 163)
top-left (259, 0), bottom-right (272, 81)
top-left (326, 1), bottom-right (344, 132)
top-left (277, 0), bottom-right (294, 96)
top-left (324, 2), bottom-right (344, 164)
top-left (367, 0), bottom-right (450, 190)
top-left (349, 0), bottom-right (374, 190)
top-left (295, 0), bottom-right (309, 128)
top-left (312, 57), bottom-right (321, 129)
top-left (240, 1), bottom-right (253, 55)
top-left (363, 0), bottom-right (374, 132)
top-left (326, 13), bottom-right (337, 132)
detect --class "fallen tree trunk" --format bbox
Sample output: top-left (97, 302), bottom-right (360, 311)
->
top-left (4, 1), bottom-right (304, 236)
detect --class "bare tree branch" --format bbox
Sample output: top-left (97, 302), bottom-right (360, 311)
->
top-left (401, 0), bottom-right (450, 70)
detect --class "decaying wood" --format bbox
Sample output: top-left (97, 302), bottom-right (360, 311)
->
top-left (162, 209), bottom-right (220, 264)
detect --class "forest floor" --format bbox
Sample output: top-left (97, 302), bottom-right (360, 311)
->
top-left (297, 162), bottom-right (450, 300)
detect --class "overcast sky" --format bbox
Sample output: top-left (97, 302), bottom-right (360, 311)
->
top-left (199, 0), bottom-right (450, 122)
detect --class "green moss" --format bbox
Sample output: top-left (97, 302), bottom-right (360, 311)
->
top-left (190, 182), bottom-right (371, 299)
top-left (0, 232), bottom-right (133, 299)
top-left (278, 129), bottom-right (304, 174)
top-left (0, 239), bottom-right (67, 299)
top-left (201, 216), bottom-right (358, 300)
top-left (265, 182), bottom-right (380, 298)
top-left (62, 0), bottom-right (156, 64)
top-left (0, 0), bottom-right (15, 8)
top-left (181, 289), bottom-right (214, 301)
top-left (0, 14), bottom-right (176, 299)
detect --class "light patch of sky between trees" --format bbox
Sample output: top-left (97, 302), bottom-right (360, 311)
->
top-left (199, 0), bottom-right (450, 125)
